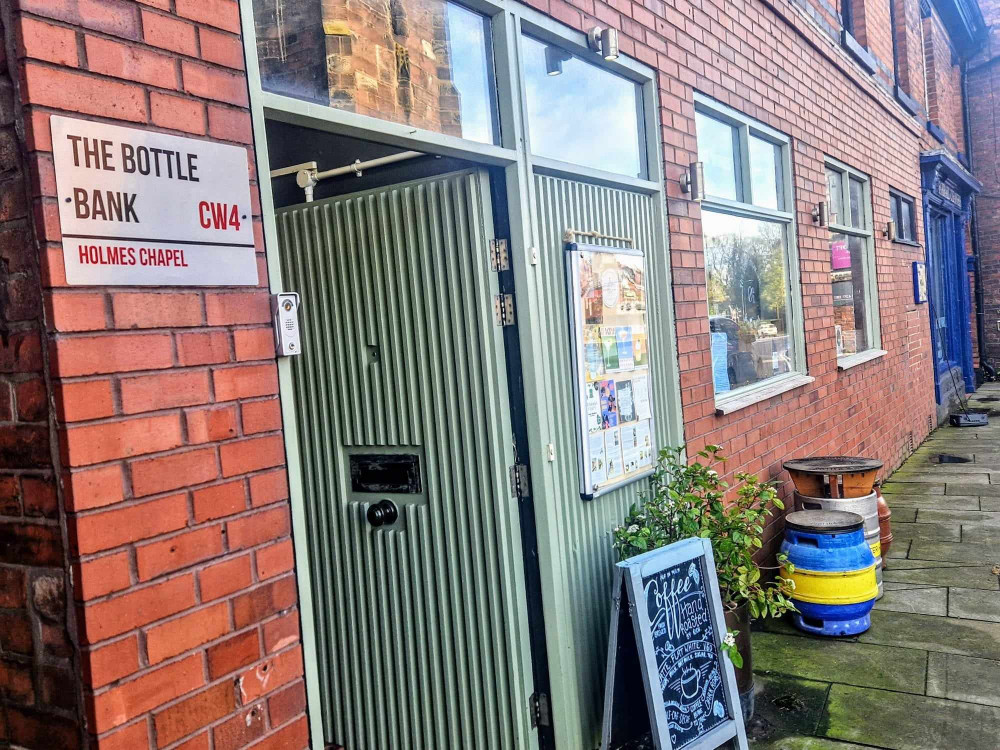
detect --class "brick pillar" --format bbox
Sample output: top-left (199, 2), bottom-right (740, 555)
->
top-left (2, 1), bottom-right (309, 748)
top-left (0, 4), bottom-right (84, 747)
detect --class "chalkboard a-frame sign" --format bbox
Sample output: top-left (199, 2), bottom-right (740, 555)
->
top-left (601, 537), bottom-right (748, 750)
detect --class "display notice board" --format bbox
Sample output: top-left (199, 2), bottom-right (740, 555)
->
top-left (566, 242), bottom-right (655, 500)
top-left (601, 538), bottom-right (748, 750)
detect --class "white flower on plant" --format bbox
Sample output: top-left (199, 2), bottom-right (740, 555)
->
top-left (707, 470), bottom-right (718, 478)
top-left (627, 524), bottom-right (639, 534)
top-left (723, 631), bottom-right (737, 649)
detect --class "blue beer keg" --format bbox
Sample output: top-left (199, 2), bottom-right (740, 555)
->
top-left (780, 509), bottom-right (878, 636)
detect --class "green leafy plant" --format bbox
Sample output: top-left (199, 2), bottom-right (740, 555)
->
top-left (612, 445), bottom-right (796, 667)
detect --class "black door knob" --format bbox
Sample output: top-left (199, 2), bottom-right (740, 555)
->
top-left (366, 499), bottom-right (398, 527)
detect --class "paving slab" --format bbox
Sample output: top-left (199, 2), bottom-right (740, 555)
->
top-left (879, 494), bottom-right (979, 510)
top-left (747, 674), bottom-right (830, 749)
top-left (959, 525), bottom-right (1000, 543)
top-left (881, 482), bottom-right (944, 494)
top-left (883, 564), bottom-right (1000, 589)
top-left (820, 684), bottom-right (1000, 750)
top-left (947, 482), bottom-right (1000, 496)
top-left (980, 497), bottom-right (1000, 511)
top-left (926, 651), bottom-right (1000, 707)
top-left (749, 738), bottom-right (872, 750)
top-left (872, 586), bottom-right (947, 615)
top-left (881, 558), bottom-right (967, 569)
top-left (751, 632), bottom-right (926, 693)
top-left (887, 521), bottom-right (960, 542)
top-left (859, 609), bottom-right (1000, 660)
top-left (881, 581), bottom-right (945, 590)
top-left (947, 587), bottom-right (1000, 622)
top-left (907, 539), bottom-right (1000, 565)
top-left (884, 507), bottom-right (916, 522)
top-left (915, 508), bottom-right (1000, 525)
top-left (885, 540), bottom-right (910, 559)
top-left (889, 471), bottom-right (991, 483)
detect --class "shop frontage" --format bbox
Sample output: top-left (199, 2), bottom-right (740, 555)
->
top-left (246, 2), bottom-right (684, 745)
top-left (0, 0), bottom-right (987, 747)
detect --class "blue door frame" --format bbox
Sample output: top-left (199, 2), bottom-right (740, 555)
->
top-left (920, 152), bottom-right (981, 401)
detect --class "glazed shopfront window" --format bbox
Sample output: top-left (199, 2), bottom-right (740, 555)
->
top-left (252, 0), bottom-right (499, 144)
top-left (826, 160), bottom-right (879, 360)
top-left (694, 99), bottom-right (801, 398)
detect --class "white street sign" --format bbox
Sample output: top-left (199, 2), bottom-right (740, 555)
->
top-left (51, 115), bottom-right (258, 286)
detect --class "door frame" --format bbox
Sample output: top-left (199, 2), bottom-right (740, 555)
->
top-left (920, 152), bottom-right (981, 403)
top-left (238, 2), bottom-right (684, 746)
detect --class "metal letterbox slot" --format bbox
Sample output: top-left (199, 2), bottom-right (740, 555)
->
top-left (349, 454), bottom-right (421, 494)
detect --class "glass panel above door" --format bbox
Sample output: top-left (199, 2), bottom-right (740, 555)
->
top-left (252, 0), bottom-right (499, 144)
top-left (521, 35), bottom-right (645, 178)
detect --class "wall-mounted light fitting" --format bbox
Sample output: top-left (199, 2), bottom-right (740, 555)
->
top-left (544, 45), bottom-right (572, 75)
top-left (679, 162), bottom-right (705, 201)
top-left (587, 26), bottom-right (620, 60)
top-left (812, 201), bottom-right (828, 226)
top-left (883, 220), bottom-right (896, 239)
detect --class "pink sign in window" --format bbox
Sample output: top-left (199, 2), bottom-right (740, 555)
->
top-left (831, 238), bottom-right (850, 270)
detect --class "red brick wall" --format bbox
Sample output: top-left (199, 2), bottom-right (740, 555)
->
top-left (893, 0), bottom-right (927, 103)
top-left (969, 2), bottom-right (1000, 370)
top-left (924, 8), bottom-right (965, 152)
top-left (0, 6), bottom-right (84, 747)
top-left (3, 1), bottom-right (308, 748)
top-left (849, 0), bottom-right (896, 85)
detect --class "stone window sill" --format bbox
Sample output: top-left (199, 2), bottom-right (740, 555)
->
top-left (715, 373), bottom-right (815, 416)
top-left (838, 349), bottom-right (888, 371)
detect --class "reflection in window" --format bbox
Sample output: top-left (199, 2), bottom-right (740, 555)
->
top-left (890, 190), bottom-right (916, 242)
top-left (826, 169), bottom-right (843, 225)
top-left (522, 36), bottom-right (644, 177)
top-left (252, 0), bottom-right (497, 144)
top-left (696, 113), bottom-right (738, 200)
top-left (696, 100), bottom-right (796, 398)
top-left (849, 177), bottom-right (864, 228)
top-left (705, 213), bottom-right (793, 390)
top-left (830, 234), bottom-right (869, 356)
top-left (826, 161), bottom-right (876, 358)
top-left (748, 136), bottom-right (782, 210)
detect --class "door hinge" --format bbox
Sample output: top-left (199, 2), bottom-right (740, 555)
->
top-left (489, 238), bottom-right (509, 271)
top-left (493, 294), bottom-right (515, 326)
top-left (509, 463), bottom-right (529, 499)
top-left (530, 692), bottom-right (550, 728)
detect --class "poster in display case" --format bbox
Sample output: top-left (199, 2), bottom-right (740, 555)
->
top-left (566, 242), bottom-right (655, 500)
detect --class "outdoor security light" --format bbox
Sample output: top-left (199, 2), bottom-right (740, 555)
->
top-left (544, 45), bottom-right (572, 75)
top-left (587, 26), bottom-right (620, 60)
top-left (812, 201), bottom-right (828, 226)
top-left (680, 161), bottom-right (705, 201)
top-left (884, 220), bottom-right (896, 239)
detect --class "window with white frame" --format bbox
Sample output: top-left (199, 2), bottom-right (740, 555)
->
top-left (694, 97), bottom-right (804, 401)
top-left (825, 159), bottom-right (880, 360)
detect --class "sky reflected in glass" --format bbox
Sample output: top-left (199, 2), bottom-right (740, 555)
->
top-left (522, 36), bottom-right (644, 177)
top-left (695, 113), bottom-right (738, 201)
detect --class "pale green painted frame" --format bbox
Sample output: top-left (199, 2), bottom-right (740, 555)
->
top-left (824, 155), bottom-right (884, 366)
top-left (238, 1), bottom-right (684, 746)
top-left (692, 92), bottom-right (809, 413)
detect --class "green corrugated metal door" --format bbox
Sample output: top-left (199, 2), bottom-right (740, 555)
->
top-left (275, 170), bottom-right (535, 750)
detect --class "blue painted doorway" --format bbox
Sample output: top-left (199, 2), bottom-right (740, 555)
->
top-left (920, 152), bottom-right (981, 405)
